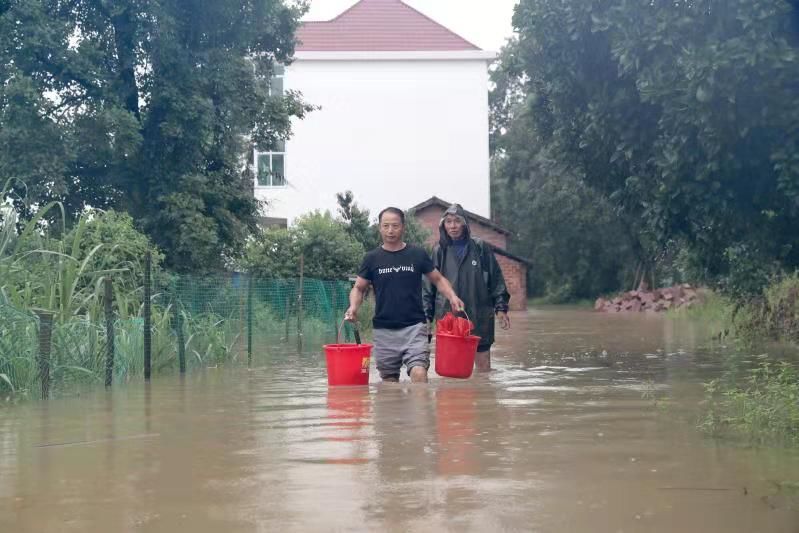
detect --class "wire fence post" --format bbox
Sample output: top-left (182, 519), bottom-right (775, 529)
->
top-left (144, 250), bottom-right (152, 381)
top-left (297, 254), bottom-right (304, 351)
top-left (104, 277), bottom-right (115, 388)
top-left (35, 311), bottom-right (53, 400)
top-left (284, 291), bottom-right (291, 340)
top-left (330, 283), bottom-right (338, 341)
top-left (247, 274), bottom-right (253, 367)
top-left (174, 301), bottom-right (186, 374)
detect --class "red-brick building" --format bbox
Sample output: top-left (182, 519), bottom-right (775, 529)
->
top-left (411, 197), bottom-right (530, 311)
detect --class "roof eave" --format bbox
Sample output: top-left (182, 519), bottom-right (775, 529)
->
top-left (411, 196), bottom-right (510, 235)
top-left (293, 50), bottom-right (496, 61)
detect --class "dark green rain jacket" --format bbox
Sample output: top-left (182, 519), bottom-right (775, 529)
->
top-left (423, 204), bottom-right (510, 351)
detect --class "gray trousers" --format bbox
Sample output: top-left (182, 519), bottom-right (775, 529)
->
top-left (372, 322), bottom-right (430, 379)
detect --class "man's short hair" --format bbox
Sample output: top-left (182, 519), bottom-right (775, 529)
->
top-left (378, 207), bottom-right (405, 225)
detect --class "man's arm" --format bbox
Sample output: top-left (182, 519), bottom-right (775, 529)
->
top-left (425, 270), bottom-right (464, 313)
top-left (345, 276), bottom-right (371, 322)
top-left (422, 276), bottom-right (436, 322)
top-left (485, 248), bottom-right (512, 330)
top-left (422, 247), bottom-right (440, 321)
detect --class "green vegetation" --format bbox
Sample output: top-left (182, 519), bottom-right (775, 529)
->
top-left (242, 211), bottom-right (365, 281)
top-left (701, 362), bottom-right (799, 446)
top-left (336, 190), bottom-right (432, 252)
top-left (0, 0), bottom-right (312, 272)
top-left (673, 274), bottom-right (799, 347)
top-left (673, 276), bottom-right (799, 446)
top-left (242, 193), bottom-right (432, 282)
top-left (0, 193), bottom-right (173, 397)
top-left (493, 0), bottom-right (799, 447)
top-left (0, 188), bottom-right (353, 401)
top-left (492, 0), bottom-right (799, 305)
top-left (736, 274), bottom-right (799, 346)
top-left (670, 291), bottom-right (735, 341)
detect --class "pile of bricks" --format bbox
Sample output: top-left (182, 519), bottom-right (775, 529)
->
top-left (594, 284), bottom-right (700, 313)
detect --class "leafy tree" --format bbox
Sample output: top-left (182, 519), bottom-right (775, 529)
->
top-left (294, 211), bottom-right (364, 279)
top-left (502, 0), bottom-right (799, 297)
top-left (242, 211), bottom-right (363, 280)
top-left (491, 40), bottom-right (638, 301)
top-left (242, 227), bottom-right (298, 279)
top-left (0, 0), bottom-right (313, 272)
top-left (67, 209), bottom-right (164, 297)
top-left (492, 151), bottom-right (636, 301)
top-left (336, 190), bottom-right (377, 250)
top-left (401, 209), bottom-right (434, 252)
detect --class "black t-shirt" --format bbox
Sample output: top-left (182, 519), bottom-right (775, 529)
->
top-left (358, 244), bottom-right (435, 329)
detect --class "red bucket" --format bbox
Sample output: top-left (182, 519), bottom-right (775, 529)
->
top-left (435, 333), bottom-right (480, 379)
top-left (324, 344), bottom-right (372, 386)
top-left (324, 320), bottom-right (372, 386)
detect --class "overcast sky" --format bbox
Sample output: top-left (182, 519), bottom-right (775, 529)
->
top-left (303, 0), bottom-right (519, 52)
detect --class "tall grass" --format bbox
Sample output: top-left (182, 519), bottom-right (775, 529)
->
top-left (700, 362), bottom-right (799, 446)
top-left (669, 290), bottom-right (736, 341)
top-left (1, 180), bottom-right (357, 400)
top-left (0, 304), bottom-right (38, 398)
top-left (675, 276), bottom-right (799, 447)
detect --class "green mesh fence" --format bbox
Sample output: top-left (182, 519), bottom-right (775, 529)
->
top-left (162, 274), bottom-right (359, 356)
top-left (0, 302), bottom-right (38, 396)
top-left (0, 274), bottom-right (363, 400)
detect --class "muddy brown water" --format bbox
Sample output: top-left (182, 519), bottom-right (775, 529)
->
top-left (2, 308), bottom-right (799, 532)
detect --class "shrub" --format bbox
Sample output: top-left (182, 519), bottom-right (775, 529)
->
top-left (243, 211), bottom-right (363, 280)
top-left (700, 362), bottom-right (799, 446)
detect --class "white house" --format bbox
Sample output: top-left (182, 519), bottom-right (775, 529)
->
top-left (254, 0), bottom-right (495, 223)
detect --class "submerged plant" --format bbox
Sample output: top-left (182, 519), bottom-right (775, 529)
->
top-left (700, 362), bottom-right (799, 446)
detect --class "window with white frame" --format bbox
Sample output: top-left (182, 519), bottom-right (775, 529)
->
top-left (255, 65), bottom-right (286, 188)
top-left (255, 142), bottom-right (285, 187)
top-left (269, 64), bottom-right (284, 97)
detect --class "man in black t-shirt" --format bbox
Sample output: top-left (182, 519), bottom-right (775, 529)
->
top-left (346, 207), bottom-right (464, 383)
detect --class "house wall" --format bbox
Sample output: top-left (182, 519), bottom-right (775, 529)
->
top-left (255, 58), bottom-right (491, 222)
top-left (496, 255), bottom-right (527, 312)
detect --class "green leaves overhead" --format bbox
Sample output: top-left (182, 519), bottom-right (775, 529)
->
top-left (495, 0), bottom-right (799, 296)
top-left (0, 0), bottom-right (313, 271)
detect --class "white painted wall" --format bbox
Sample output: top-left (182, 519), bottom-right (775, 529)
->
top-left (255, 54), bottom-right (492, 222)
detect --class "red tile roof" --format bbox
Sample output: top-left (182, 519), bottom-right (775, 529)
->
top-left (297, 0), bottom-right (481, 52)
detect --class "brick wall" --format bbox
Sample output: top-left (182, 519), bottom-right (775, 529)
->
top-left (415, 207), bottom-right (443, 249)
top-left (469, 223), bottom-right (507, 249)
top-left (495, 254), bottom-right (527, 311)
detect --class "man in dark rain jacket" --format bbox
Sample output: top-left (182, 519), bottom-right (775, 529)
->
top-left (423, 204), bottom-right (511, 371)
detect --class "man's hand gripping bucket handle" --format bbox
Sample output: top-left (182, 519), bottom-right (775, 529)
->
top-left (454, 309), bottom-right (474, 336)
top-left (337, 319), bottom-right (362, 345)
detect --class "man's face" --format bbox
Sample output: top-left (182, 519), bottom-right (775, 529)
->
top-left (379, 212), bottom-right (404, 244)
top-left (444, 214), bottom-right (465, 240)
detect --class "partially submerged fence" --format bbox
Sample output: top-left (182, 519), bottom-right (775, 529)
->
top-left (0, 262), bottom-right (358, 400)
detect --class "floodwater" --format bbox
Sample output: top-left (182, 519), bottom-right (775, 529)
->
top-left (2, 308), bottom-right (799, 533)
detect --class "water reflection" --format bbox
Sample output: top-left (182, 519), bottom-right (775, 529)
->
top-left (324, 386), bottom-right (372, 464)
top-left (364, 385), bottom-right (436, 525)
top-left (436, 386), bottom-right (479, 477)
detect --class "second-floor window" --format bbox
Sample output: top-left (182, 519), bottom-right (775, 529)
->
top-left (256, 65), bottom-right (286, 188)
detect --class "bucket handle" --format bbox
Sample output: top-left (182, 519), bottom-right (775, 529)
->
top-left (453, 309), bottom-right (474, 336)
top-left (337, 319), bottom-right (362, 345)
